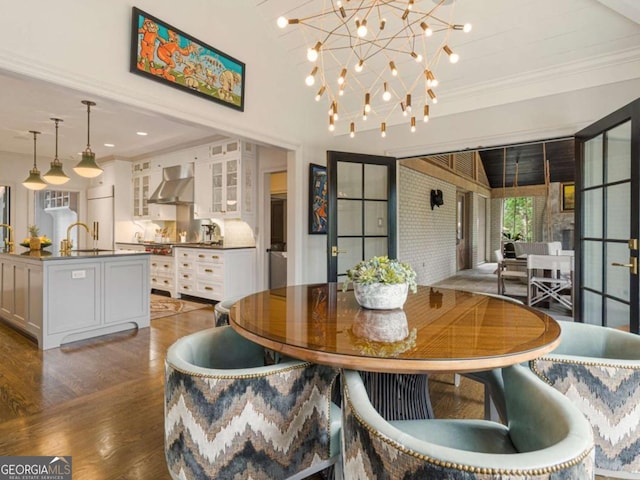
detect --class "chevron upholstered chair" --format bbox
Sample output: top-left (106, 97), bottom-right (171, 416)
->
top-left (165, 325), bottom-right (342, 480)
top-left (530, 321), bottom-right (640, 478)
top-left (342, 364), bottom-right (594, 479)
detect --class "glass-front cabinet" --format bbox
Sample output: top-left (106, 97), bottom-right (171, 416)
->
top-left (132, 160), bottom-right (151, 218)
top-left (194, 140), bottom-right (255, 224)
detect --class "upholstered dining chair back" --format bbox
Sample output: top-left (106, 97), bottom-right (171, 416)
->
top-left (165, 326), bottom-right (342, 480)
top-left (342, 364), bottom-right (594, 479)
top-left (531, 320), bottom-right (640, 478)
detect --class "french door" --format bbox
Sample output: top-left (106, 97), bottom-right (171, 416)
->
top-left (326, 151), bottom-right (397, 283)
top-left (575, 98), bottom-right (640, 332)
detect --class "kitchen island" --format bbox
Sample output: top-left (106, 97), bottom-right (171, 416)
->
top-left (0, 249), bottom-right (149, 350)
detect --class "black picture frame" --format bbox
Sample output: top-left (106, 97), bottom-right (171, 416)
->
top-left (130, 7), bottom-right (245, 111)
top-left (309, 164), bottom-right (327, 234)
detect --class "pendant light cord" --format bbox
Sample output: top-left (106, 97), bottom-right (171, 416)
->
top-left (86, 103), bottom-right (91, 150)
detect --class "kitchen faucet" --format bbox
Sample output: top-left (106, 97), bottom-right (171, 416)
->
top-left (62, 222), bottom-right (99, 253)
top-left (0, 223), bottom-right (14, 252)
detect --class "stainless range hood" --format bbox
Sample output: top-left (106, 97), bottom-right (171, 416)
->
top-left (148, 163), bottom-right (194, 205)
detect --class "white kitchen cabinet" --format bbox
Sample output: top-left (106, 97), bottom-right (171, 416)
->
top-left (174, 247), bottom-right (255, 302)
top-left (150, 254), bottom-right (177, 297)
top-left (194, 140), bottom-right (256, 226)
top-left (132, 160), bottom-right (151, 218)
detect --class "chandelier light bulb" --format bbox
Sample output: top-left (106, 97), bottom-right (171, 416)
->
top-left (425, 70), bottom-right (438, 88)
top-left (380, 122), bottom-right (386, 138)
top-left (464, 23), bottom-right (472, 33)
top-left (389, 61), bottom-right (397, 76)
top-left (277, 16), bottom-right (288, 28)
top-left (339, 83), bottom-right (346, 96)
top-left (337, 67), bottom-right (347, 85)
top-left (423, 104), bottom-right (430, 122)
top-left (382, 82), bottom-right (391, 101)
top-left (329, 116), bottom-right (335, 132)
top-left (305, 66), bottom-right (318, 86)
top-left (350, 122), bottom-right (355, 138)
top-left (420, 22), bottom-right (433, 37)
top-left (364, 92), bottom-right (371, 113)
top-left (443, 45), bottom-right (459, 63)
top-left (356, 18), bottom-right (368, 37)
top-left (379, 18), bottom-right (386, 30)
top-left (427, 89), bottom-right (438, 104)
top-left (307, 41), bottom-right (321, 62)
top-left (339, 5), bottom-right (347, 18)
top-left (315, 85), bottom-right (326, 101)
top-left (411, 51), bottom-right (423, 63)
top-left (355, 59), bottom-right (364, 73)
top-left (406, 94), bottom-right (412, 112)
top-left (362, 110), bottom-right (368, 121)
top-left (411, 116), bottom-right (416, 133)
top-left (408, 0), bottom-right (414, 10)
top-left (400, 101), bottom-right (407, 116)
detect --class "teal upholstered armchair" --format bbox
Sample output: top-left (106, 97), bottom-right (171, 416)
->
top-left (531, 321), bottom-right (640, 478)
top-left (165, 326), bottom-right (342, 480)
top-left (342, 364), bottom-right (594, 479)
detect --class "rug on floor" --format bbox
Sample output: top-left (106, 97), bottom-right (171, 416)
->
top-left (150, 294), bottom-right (210, 320)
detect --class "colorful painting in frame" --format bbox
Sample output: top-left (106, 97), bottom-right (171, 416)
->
top-left (309, 164), bottom-right (328, 234)
top-left (561, 183), bottom-right (575, 212)
top-left (130, 7), bottom-right (245, 111)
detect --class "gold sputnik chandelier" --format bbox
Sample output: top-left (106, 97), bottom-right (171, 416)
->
top-left (277, 0), bottom-right (471, 137)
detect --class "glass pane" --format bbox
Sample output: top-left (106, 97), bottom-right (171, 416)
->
top-left (582, 290), bottom-right (602, 325)
top-left (606, 121), bottom-right (631, 184)
top-left (0, 186), bottom-right (9, 250)
top-left (605, 297), bottom-right (629, 330)
top-left (364, 201), bottom-right (388, 235)
top-left (606, 183), bottom-right (629, 240)
top-left (338, 199), bottom-right (362, 235)
top-left (364, 238), bottom-right (387, 260)
top-left (606, 242), bottom-right (631, 301)
top-left (364, 164), bottom-right (387, 200)
top-left (583, 134), bottom-right (603, 188)
top-left (337, 237), bottom-right (362, 277)
top-left (583, 188), bottom-right (602, 238)
top-left (583, 240), bottom-right (602, 292)
top-left (337, 162), bottom-right (362, 198)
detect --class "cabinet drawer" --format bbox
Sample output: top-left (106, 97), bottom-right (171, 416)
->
top-left (178, 280), bottom-right (196, 294)
top-left (196, 263), bottom-right (223, 278)
top-left (177, 260), bottom-right (195, 272)
top-left (178, 271), bottom-right (195, 281)
top-left (176, 250), bottom-right (197, 261)
top-left (195, 251), bottom-right (224, 264)
top-left (196, 280), bottom-right (223, 300)
top-left (151, 277), bottom-right (174, 289)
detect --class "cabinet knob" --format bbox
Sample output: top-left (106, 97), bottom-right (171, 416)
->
top-left (211, 255), bottom-right (219, 260)
top-left (198, 254), bottom-right (205, 258)
top-left (183, 263), bottom-right (189, 267)
top-left (164, 280), bottom-right (169, 284)
top-left (163, 264), bottom-right (169, 268)
top-left (182, 286), bottom-right (190, 290)
top-left (151, 263), bottom-right (157, 267)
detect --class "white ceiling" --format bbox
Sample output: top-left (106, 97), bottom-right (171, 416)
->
top-left (1, 0), bottom-right (639, 161)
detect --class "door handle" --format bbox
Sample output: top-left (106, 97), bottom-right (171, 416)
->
top-left (331, 246), bottom-right (346, 257)
top-left (612, 257), bottom-right (638, 275)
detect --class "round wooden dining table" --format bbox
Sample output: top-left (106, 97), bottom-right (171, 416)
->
top-left (230, 283), bottom-right (561, 375)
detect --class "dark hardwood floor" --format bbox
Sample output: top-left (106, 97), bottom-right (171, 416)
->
top-left (0, 293), bottom-right (612, 479)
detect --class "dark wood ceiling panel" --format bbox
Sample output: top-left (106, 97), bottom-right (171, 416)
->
top-left (479, 138), bottom-right (575, 189)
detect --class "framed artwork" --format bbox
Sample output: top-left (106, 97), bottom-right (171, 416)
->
top-left (309, 164), bottom-right (327, 234)
top-left (561, 183), bottom-right (575, 212)
top-left (130, 7), bottom-right (245, 111)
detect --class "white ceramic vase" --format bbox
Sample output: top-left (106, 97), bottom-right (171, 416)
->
top-left (353, 282), bottom-right (409, 310)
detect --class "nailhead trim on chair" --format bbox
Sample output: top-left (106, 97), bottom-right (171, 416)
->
top-left (344, 385), bottom-right (594, 476)
top-left (533, 356), bottom-right (640, 370)
top-left (169, 360), bottom-right (309, 379)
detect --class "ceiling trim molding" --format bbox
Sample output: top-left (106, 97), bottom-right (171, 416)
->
top-left (597, 0), bottom-right (640, 24)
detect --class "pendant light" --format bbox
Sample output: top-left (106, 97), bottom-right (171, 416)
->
top-left (22, 130), bottom-right (47, 191)
top-left (43, 118), bottom-right (70, 185)
top-left (73, 100), bottom-right (103, 178)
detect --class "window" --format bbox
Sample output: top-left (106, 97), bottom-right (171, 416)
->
top-left (502, 197), bottom-right (533, 242)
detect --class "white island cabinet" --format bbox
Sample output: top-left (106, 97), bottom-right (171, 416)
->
top-left (0, 250), bottom-right (150, 350)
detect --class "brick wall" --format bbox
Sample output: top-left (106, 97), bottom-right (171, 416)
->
top-left (398, 166), bottom-right (457, 285)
